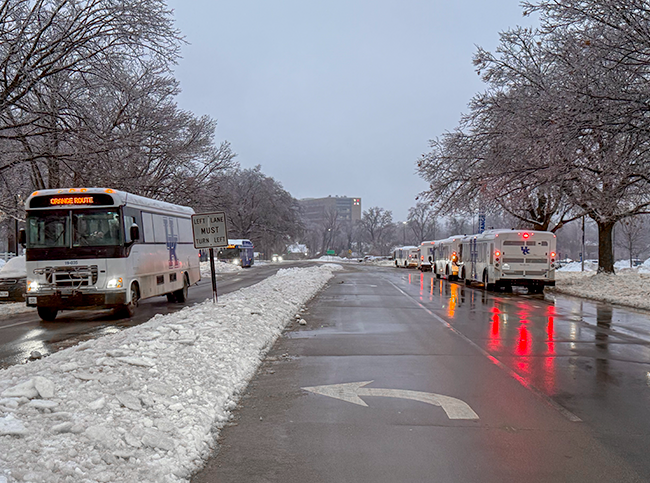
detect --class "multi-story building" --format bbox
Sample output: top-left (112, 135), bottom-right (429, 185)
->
top-left (299, 196), bottom-right (361, 226)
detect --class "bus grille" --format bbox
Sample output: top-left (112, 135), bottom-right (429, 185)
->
top-left (44, 266), bottom-right (99, 287)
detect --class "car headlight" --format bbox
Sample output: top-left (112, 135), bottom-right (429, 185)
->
top-left (107, 277), bottom-right (123, 289)
top-left (27, 280), bottom-right (39, 292)
top-left (278, 256), bottom-right (283, 262)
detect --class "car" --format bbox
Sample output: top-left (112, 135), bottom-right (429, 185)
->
top-left (271, 254), bottom-right (283, 262)
top-left (0, 255), bottom-right (26, 302)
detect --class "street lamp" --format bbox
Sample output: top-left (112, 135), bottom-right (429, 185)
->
top-left (402, 221), bottom-right (407, 245)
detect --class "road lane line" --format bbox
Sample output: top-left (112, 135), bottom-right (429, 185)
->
top-left (388, 279), bottom-right (582, 423)
top-left (0, 319), bottom-right (38, 330)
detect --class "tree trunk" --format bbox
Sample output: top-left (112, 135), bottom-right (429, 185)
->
top-left (596, 220), bottom-right (616, 274)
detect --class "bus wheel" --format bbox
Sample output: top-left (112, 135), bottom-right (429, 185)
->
top-left (37, 307), bottom-right (58, 322)
top-left (174, 274), bottom-right (189, 303)
top-left (483, 271), bottom-right (495, 291)
top-left (118, 283), bottom-right (139, 318)
top-left (166, 293), bottom-right (177, 303)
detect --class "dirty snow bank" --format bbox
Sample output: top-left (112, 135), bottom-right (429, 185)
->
top-left (0, 265), bottom-right (340, 483)
top-left (551, 271), bottom-right (650, 311)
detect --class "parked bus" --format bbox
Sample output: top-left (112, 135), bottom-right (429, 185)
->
top-left (392, 246), bottom-right (419, 268)
top-left (432, 236), bottom-right (463, 280)
top-left (459, 229), bottom-right (557, 293)
top-left (217, 239), bottom-right (254, 267)
top-left (21, 188), bottom-right (201, 321)
top-left (418, 240), bottom-right (435, 272)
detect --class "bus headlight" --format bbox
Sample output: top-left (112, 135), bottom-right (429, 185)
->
top-left (27, 280), bottom-right (40, 292)
top-left (107, 277), bottom-right (123, 289)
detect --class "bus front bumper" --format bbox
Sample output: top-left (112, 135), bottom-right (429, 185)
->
top-left (26, 290), bottom-right (127, 309)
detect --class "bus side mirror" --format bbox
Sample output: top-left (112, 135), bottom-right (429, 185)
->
top-left (18, 228), bottom-right (26, 247)
top-left (129, 224), bottom-right (140, 242)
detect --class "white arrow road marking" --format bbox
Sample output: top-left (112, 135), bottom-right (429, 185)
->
top-left (303, 381), bottom-right (479, 420)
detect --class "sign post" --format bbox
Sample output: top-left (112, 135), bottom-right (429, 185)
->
top-left (191, 212), bottom-right (228, 303)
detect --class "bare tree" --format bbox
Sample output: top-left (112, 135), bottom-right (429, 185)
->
top-left (358, 207), bottom-right (394, 255)
top-left (616, 216), bottom-right (649, 267)
top-left (407, 201), bottom-right (437, 242)
top-left (206, 166), bottom-right (302, 258)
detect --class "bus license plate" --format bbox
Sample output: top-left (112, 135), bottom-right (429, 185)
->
top-left (28, 297), bottom-right (37, 304)
top-left (0, 291), bottom-right (8, 297)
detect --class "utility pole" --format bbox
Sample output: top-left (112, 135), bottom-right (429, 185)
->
top-left (581, 216), bottom-right (585, 272)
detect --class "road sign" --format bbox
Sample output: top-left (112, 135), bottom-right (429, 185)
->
top-left (191, 212), bottom-right (228, 249)
top-left (191, 212), bottom-right (229, 304)
top-left (303, 381), bottom-right (479, 420)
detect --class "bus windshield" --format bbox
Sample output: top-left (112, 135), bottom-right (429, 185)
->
top-left (217, 247), bottom-right (240, 260)
top-left (27, 209), bottom-right (122, 248)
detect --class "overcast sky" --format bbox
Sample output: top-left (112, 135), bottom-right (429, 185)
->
top-left (166, 0), bottom-right (537, 221)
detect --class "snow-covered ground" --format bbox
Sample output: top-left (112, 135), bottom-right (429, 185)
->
top-left (198, 260), bottom-right (242, 276)
top-left (0, 264), bottom-right (340, 483)
top-left (0, 303), bottom-right (33, 316)
top-left (550, 271), bottom-right (650, 311)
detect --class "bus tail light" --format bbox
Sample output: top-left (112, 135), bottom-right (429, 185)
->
top-left (523, 233), bottom-right (530, 239)
top-left (451, 252), bottom-right (458, 263)
top-left (495, 250), bottom-right (500, 268)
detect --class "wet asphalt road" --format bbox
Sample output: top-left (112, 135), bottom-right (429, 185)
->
top-left (0, 261), bottom-right (310, 369)
top-left (193, 264), bottom-right (650, 483)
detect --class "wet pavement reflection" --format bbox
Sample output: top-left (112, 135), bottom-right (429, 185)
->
top-left (401, 270), bottom-right (650, 420)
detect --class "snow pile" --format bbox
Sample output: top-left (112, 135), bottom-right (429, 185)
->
top-left (0, 302), bottom-right (33, 316)
top-left (557, 260), bottom-right (598, 272)
top-left (0, 257), bottom-right (25, 278)
top-left (199, 260), bottom-right (242, 276)
top-left (552, 271), bottom-right (650, 310)
top-left (315, 255), bottom-right (353, 263)
top-left (0, 265), bottom-right (340, 483)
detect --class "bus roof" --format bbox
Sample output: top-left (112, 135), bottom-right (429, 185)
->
top-left (25, 188), bottom-right (194, 216)
top-left (470, 229), bottom-right (556, 240)
top-left (227, 239), bottom-right (253, 247)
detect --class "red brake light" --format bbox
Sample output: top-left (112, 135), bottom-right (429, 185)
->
top-left (495, 251), bottom-right (501, 257)
top-left (551, 252), bottom-right (556, 258)
top-left (523, 233), bottom-right (529, 239)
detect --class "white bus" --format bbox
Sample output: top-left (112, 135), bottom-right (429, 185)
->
top-left (459, 229), bottom-right (557, 293)
top-left (418, 240), bottom-right (435, 271)
top-left (392, 246), bottom-right (419, 268)
top-left (21, 188), bottom-right (201, 321)
top-left (432, 236), bottom-right (463, 280)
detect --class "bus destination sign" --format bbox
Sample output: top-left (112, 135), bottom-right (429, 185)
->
top-left (50, 196), bottom-right (94, 205)
top-left (191, 212), bottom-right (229, 249)
top-left (29, 193), bottom-right (115, 208)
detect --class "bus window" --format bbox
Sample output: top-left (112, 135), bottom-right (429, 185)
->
top-left (27, 212), bottom-right (69, 248)
top-left (72, 211), bottom-right (121, 247)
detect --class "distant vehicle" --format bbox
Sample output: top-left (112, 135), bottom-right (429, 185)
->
top-left (218, 239), bottom-right (254, 267)
top-left (271, 254), bottom-right (283, 262)
top-left (0, 256), bottom-right (26, 302)
top-left (432, 236), bottom-right (463, 280)
top-left (418, 240), bottom-right (435, 272)
top-left (392, 246), bottom-right (419, 268)
top-left (22, 188), bottom-right (201, 321)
